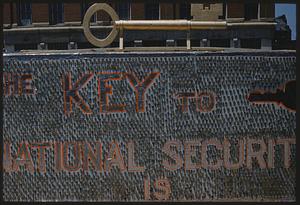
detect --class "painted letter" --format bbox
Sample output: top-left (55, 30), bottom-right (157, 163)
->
top-left (162, 140), bottom-right (183, 171)
top-left (97, 72), bottom-right (126, 113)
top-left (62, 141), bottom-right (81, 172)
top-left (201, 139), bottom-right (223, 170)
top-left (82, 141), bottom-right (103, 171)
top-left (31, 142), bottom-right (51, 173)
top-left (153, 178), bottom-right (171, 200)
top-left (63, 73), bottom-right (93, 115)
top-left (105, 141), bottom-right (126, 172)
top-left (12, 142), bottom-right (35, 173)
top-left (246, 139), bottom-right (267, 169)
top-left (184, 140), bottom-right (201, 170)
top-left (127, 141), bottom-right (145, 172)
top-left (277, 138), bottom-right (296, 168)
top-left (126, 72), bottom-right (160, 112)
top-left (224, 138), bottom-right (244, 170)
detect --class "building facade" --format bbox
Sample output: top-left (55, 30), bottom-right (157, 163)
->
top-left (3, 1), bottom-right (276, 52)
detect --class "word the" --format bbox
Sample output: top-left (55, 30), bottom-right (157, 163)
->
top-left (3, 72), bottom-right (34, 96)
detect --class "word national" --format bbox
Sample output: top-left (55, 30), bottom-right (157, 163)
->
top-left (3, 137), bottom-right (295, 174)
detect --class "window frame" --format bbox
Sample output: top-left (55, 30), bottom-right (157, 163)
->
top-left (17, 2), bottom-right (32, 26)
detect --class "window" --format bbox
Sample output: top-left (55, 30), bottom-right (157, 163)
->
top-left (49, 3), bottom-right (64, 25)
top-left (179, 3), bottom-right (192, 20)
top-left (245, 2), bottom-right (258, 20)
top-left (17, 2), bottom-right (32, 26)
top-left (81, 3), bottom-right (96, 22)
top-left (145, 3), bottom-right (159, 20)
top-left (117, 3), bottom-right (130, 20)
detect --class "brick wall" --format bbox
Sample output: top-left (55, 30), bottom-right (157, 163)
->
top-left (174, 3), bottom-right (180, 19)
top-left (3, 3), bottom-right (17, 25)
top-left (3, 3), bottom-right (11, 24)
top-left (32, 3), bottom-right (48, 23)
top-left (260, 2), bottom-right (275, 18)
top-left (227, 2), bottom-right (244, 19)
top-left (3, 2), bottom-right (275, 25)
top-left (160, 3), bottom-right (174, 19)
top-left (131, 3), bottom-right (144, 20)
top-left (191, 3), bottom-right (223, 21)
top-left (64, 3), bottom-right (81, 22)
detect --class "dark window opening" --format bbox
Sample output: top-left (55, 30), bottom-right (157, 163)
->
top-left (49, 3), bottom-right (64, 25)
top-left (241, 39), bottom-right (261, 49)
top-left (77, 42), bottom-right (98, 49)
top-left (17, 2), bottom-right (32, 26)
top-left (81, 3), bottom-right (96, 23)
top-left (48, 43), bottom-right (68, 50)
top-left (176, 40), bottom-right (186, 46)
top-left (191, 40), bottom-right (200, 47)
top-left (245, 2), bottom-right (258, 20)
top-left (145, 3), bottom-right (159, 20)
top-left (143, 40), bottom-right (165, 47)
top-left (210, 39), bottom-right (230, 47)
top-left (203, 4), bottom-right (211, 10)
top-left (124, 41), bottom-right (134, 47)
top-left (179, 3), bottom-right (192, 20)
top-left (15, 44), bottom-right (36, 51)
top-left (260, 3), bottom-right (274, 18)
top-left (117, 3), bottom-right (130, 20)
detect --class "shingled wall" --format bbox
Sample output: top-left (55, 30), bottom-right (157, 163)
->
top-left (3, 51), bottom-right (296, 202)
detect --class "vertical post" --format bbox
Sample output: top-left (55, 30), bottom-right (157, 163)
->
top-left (68, 42), bottom-right (78, 50)
top-left (225, 0), bottom-right (228, 20)
top-left (10, 2), bottom-right (14, 27)
top-left (158, 3), bottom-right (161, 20)
top-left (187, 29), bottom-right (191, 50)
top-left (261, 39), bottom-right (272, 50)
top-left (257, 1), bottom-right (261, 20)
top-left (173, 3), bottom-right (176, 19)
top-left (0, 4), bottom-right (4, 193)
top-left (230, 38), bottom-right (240, 48)
top-left (38, 43), bottom-right (48, 50)
top-left (119, 27), bottom-right (124, 50)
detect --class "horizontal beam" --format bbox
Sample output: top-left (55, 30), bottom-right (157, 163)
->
top-left (115, 20), bottom-right (227, 30)
top-left (3, 21), bottom-right (276, 33)
top-left (227, 22), bottom-right (277, 27)
top-left (1, 0), bottom-right (297, 3)
top-left (115, 20), bottom-right (276, 30)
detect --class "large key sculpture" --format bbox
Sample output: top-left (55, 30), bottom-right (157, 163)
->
top-left (83, 3), bottom-right (276, 49)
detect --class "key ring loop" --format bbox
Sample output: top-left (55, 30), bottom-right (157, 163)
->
top-left (83, 3), bottom-right (119, 48)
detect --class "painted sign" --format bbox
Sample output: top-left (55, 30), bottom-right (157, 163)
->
top-left (3, 51), bottom-right (296, 201)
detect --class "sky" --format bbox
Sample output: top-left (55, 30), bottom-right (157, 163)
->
top-left (275, 4), bottom-right (296, 40)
